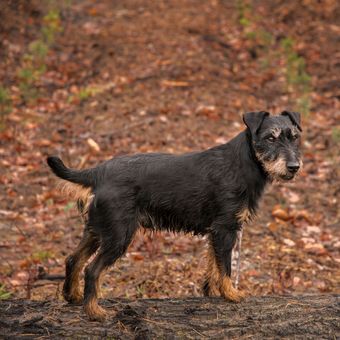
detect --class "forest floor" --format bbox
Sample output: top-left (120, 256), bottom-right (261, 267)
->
top-left (0, 0), bottom-right (339, 304)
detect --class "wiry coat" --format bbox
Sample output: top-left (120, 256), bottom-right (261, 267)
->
top-left (47, 110), bottom-right (302, 321)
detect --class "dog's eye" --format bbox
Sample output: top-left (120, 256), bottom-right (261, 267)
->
top-left (291, 134), bottom-right (299, 140)
top-left (267, 136), bottom-right (276, 142)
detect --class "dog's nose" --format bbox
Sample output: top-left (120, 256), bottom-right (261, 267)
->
top-left (287, 162), bottom-right (300, 173)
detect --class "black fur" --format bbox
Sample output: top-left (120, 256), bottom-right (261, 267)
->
top-left (47, 110), bottom-right (302, 320)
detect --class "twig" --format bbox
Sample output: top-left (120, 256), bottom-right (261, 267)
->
top-left (235, 229), bottom-right (243, 289)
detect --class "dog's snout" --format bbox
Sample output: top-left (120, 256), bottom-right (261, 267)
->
top-left (287, 161), bottom-right (300, 173)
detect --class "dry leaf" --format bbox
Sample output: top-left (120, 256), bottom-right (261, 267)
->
top-left (272, 208), bottom-right (290, 221)
top-left (87, 138), bottom-right (101, 152)
top-left (161, 80), bottom-right (190, 87)
top-left (283, 238), bottom-right (296, 247)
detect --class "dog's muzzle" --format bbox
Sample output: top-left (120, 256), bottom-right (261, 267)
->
top-left (282, 161), bottom-right (301, 180)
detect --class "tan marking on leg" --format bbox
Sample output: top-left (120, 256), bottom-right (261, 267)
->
top-left (220, 275), bottom-right (246, 302)
top-left (205, 244), bottom-right (221, 296)
top-left (205, 243), bottom-right (246, 301)
top-left (84, 296), bottom-right (107, 321)
top-left (64, 232), bottom-right (98, 304)
top-left (66, 253), bottom-right (88, 303)
top-left (83, 256), bottom-right (111, 321)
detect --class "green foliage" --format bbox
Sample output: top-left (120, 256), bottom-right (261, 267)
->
top-left (0, 86), bottom-right (11, 108)
top-left (68, 86), bottom-right (100, 103)
top-left (331, 127), bottom-right (340, 143)
top-left (236, 4), bottom-right (312, 116)
top-left (236, 0), bottom-right (251, 27)
top-left (259, 30), bottom-right (274, 47)
top-left (136, 284), bottom-right (145, 298)
top-left (42, 9), bottom-right (62, 44)
top-left (281, 38), bottom-right (311, 89)
top-left (0, 284), bottom-right (11, 299)
top-left (29, 40), bottom-right (49, 60)
top-left (64, 201), bottom-right (75, 211)
top-left (296, 94), bottom-right (311, 117)
top-left (239, 17), bottom-right (250, 27)
top-left (17, 7), bottom-right (62, 103)
top-left (32, 250), bottom-right (53, 262)
top-left (0, 86), bottom-right (12, 125)
top-left (78, 88), bottom-right (94, 101)
top-left (281, 38), bottom-right (311, 115)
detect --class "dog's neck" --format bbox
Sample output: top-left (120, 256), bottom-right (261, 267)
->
top-left (244, 129), bottom-right (268, 178)
top-left (229, 130), bottom-right (269, 213)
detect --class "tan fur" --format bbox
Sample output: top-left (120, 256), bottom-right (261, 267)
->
top-left (58, 180), bottom-right (92, 202)
top-left (263, 156), bottom-right (287, 177)
top-left (82, 255), bottom-right (110, 320)
top-left (205, 244), bottom-right (221, 296)
top-left (298, 159), bottom-right (303, 174)
top-left (205, 243), bottom-right (246, 301)
top-left (57, 181), bottom-right (94, 222)
top-left (271, 127), bottom-right (282, 138)
top-left (67, 258), bottom-right (85, 303)
top-left (220, 276), bottom-right (246, 302)
top-left (291, 126), bottom-right (299, 137)
top-left (256, 154), bottom-right (287, 179)
top-left (66, 251), bottom-right (90, 303)
top-left (237, 208), bottom-right (253, 224)
top-left (64, 232), bottom-right (98, 304)
top-left (84, 296), bottom-right (107, 321)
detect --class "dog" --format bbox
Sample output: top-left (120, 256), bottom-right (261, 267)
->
top-left (47, 110), bottom-right (302, 321)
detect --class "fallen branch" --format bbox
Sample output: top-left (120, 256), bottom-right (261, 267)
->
top-left (1, 295), bottom-right (338, 338)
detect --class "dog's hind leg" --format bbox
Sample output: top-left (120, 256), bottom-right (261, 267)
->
top-left (63, 228), bottom-right (99, 304)
top-left (83, 209), bottom-right (137, 321)
top-left (204, 224), bottom-right (246, 302)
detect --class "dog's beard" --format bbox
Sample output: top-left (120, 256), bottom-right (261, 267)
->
top-left (256, 154), bottom-right (301, 181)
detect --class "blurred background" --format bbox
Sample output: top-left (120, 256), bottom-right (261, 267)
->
top-left (0, 0), bottom-right (339, 301)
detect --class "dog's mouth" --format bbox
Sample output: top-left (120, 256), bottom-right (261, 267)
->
top-left (280, 173), bottom-right (295, 181)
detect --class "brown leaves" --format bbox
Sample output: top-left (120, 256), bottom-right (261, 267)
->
top-left (0, 0), bottom-right (339, 302)
top-left (272, 206), bottom-right (290, 221)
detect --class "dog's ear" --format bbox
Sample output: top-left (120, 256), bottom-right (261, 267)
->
top-left (243, 111), bottom-right (270, 136)
top-left (281, 111), bottom-right (302, 131)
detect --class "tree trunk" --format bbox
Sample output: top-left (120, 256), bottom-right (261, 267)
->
top-left (1, 295), bottom-right (339, 339)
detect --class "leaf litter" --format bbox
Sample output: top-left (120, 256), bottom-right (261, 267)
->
top-left (0, 0), bottom-right (339, 301)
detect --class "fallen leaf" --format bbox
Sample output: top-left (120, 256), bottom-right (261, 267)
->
top-left (272, 208), bottom-right (290, 221)
top-left (304, 243), bottom-right (327, 255)
top-left (283, 238), bottom-right (296, 247)
top-left (87, 138), bottom-right (101, 152)
top-left (292, 276), bottom-right (301, 286)
top-left (161, 80), bottom-right (190, 87)
top-left (267, 222), bottom-right (279, 232)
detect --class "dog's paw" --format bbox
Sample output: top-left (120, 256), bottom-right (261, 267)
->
top-left (63, 290), bottom-right (83, 305)
top-left (220, 277), bottom-right (247, 302)
top-left (84, 303), bottom-right (108, 322)
top-left (225, 288), bottom-right (247, 303)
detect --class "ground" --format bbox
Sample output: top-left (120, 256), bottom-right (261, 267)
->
top-left (1, 295), bottom-right (339, 338)
top-left (0, 0), bottom-right (339, 304)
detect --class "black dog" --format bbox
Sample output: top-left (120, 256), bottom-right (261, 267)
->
top-left (47, 110), bottom-right (302, 321)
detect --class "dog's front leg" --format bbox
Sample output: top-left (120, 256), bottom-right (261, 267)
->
top-left (204, 224), bottom-right (246, 302)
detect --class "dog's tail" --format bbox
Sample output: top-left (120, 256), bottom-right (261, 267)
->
top-left (46, 156), bottom-right (97, 188)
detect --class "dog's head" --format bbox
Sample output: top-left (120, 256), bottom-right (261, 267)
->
top-left (243, 111), bottom-right (302, 181)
